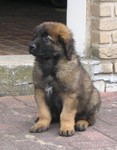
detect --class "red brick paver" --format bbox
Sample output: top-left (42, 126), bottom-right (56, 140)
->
top-left (0, 92), bottom-right (117, 150)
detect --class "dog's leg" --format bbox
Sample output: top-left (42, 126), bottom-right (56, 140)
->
top-left (75, 89), bottom-right (100, 132)
top-left (60, 93), bottom-right (77, 137)
top-left (75, 114), bottom-right (96, 131)
top-left (30, 89), bottom-right (52, 133)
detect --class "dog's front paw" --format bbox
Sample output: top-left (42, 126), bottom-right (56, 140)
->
top-left (59, 128), bottom-right (75, 137)
top-left (29, 122), bottom-right (49, 133)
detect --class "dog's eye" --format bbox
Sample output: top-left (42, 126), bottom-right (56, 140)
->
top-left (42, 35), bottom-right (50, 42)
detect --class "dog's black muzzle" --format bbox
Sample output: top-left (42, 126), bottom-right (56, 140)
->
top-left (29, 44), bottom-right (37, 55)
top-left (29, 43), bottom-right (53, 58)
top-left (29, 43), bottom-right (61, 59)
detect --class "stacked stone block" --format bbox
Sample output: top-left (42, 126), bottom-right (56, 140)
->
top-left (90, 0), bottom-right (117, 92)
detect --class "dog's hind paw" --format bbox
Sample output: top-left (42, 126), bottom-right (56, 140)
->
top-left (75, 120), bottom-right (89, 131)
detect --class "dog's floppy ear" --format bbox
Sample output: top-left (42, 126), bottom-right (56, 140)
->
top-left (58, 35), bottom-right (74, 61)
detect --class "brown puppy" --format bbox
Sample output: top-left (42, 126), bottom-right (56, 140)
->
top-left (29, 22), bottom-right (101, 136)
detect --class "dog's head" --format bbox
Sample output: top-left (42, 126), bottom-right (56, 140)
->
top-left (29, 22), bottom-right (74, 60)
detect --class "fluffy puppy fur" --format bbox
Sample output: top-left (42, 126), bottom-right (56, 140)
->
top-left (29, 22), bottom-right (101, 136)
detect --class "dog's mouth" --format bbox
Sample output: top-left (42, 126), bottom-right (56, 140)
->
top-left (37, 52), bottom-right (54, 58)
top-left (29, 45), bottom-right (46, 57)
top-left (29, 48), bottom-right (56, 58)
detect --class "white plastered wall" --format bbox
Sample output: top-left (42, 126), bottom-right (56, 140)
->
top-left (67, 0), bottom-right (87, 57)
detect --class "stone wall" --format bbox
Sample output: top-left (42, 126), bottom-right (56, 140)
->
top-left (0, 55), bottom-right (34, 96)
top-left (89, 0), bottom-right (117, 92)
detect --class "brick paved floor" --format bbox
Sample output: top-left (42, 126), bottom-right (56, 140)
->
top-left (0, 92), bottom-right (117, 150)
top-left (0, 0), bottom-right (66, 55)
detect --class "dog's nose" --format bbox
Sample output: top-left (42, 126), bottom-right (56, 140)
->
top-left (29, 44), bottom-right (36, 50)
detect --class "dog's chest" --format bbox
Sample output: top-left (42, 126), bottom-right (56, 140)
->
top-left (40, 57), bottom-right (68, 95)
top-left (44, 75), bottom-right (54, 97)
top-left (40, 58), bottom-right (57, 94)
